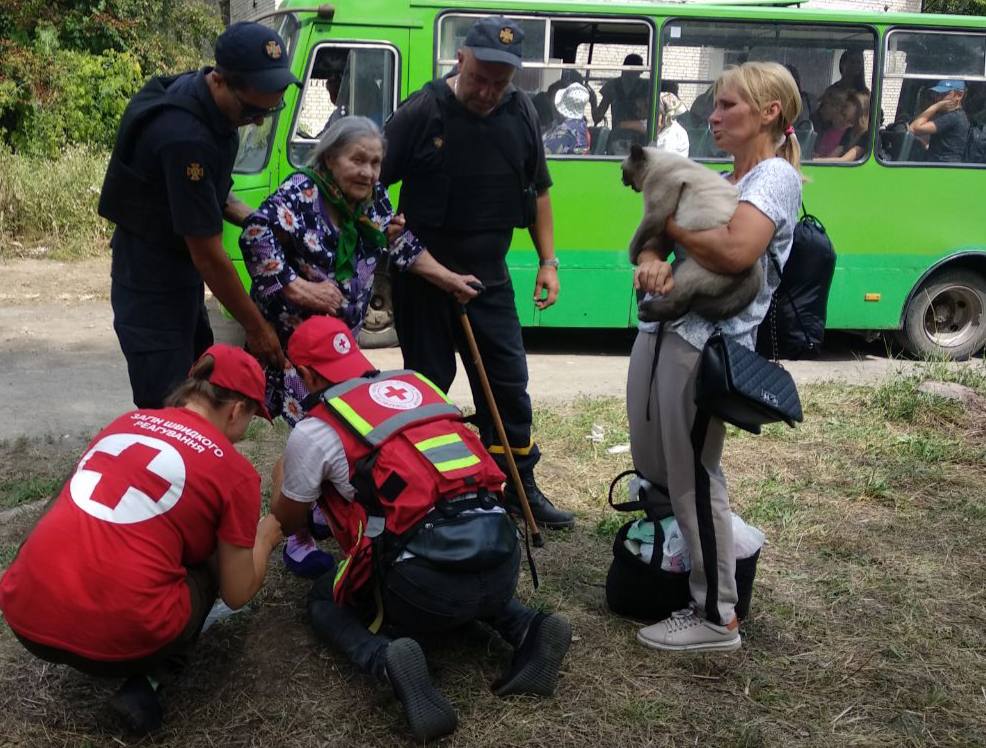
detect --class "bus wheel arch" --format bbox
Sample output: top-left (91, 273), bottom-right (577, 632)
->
top-left (896, 255), bottom-right (986, 361)
top-left (358, 272), bottom-right (398, 349)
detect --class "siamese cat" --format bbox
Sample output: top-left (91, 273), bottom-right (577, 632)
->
top-left (621, 144), bottom-right (763, 322)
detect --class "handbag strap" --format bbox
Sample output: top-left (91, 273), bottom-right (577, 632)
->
top-left (645, 322), bottom-right (664, 422)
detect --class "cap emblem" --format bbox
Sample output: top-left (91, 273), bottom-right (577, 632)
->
top-left (499, 27), bottom-right (514, 45)
top-left (432, 136), bottom-right (444, 150)
top-left (333, 332), bottom-right (351, 355)
top-left (186, 162), bottom-right (204, 181)
top-left (265, 40), bottom-right (283, 60)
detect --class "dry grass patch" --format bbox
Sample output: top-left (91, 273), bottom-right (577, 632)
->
top-left (1, 374), bottom-right (985, 746)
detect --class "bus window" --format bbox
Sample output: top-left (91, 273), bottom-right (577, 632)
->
top-left (234, 12), bottom-right (300, 173)
top-left (436, 14), bottom-right (653, 158)
top-left (879, 30), bottom-right (986, 166)
top-left (660, 20), bottom-right (876, 163)
top-left (287, 43), bottom-right (398, 166)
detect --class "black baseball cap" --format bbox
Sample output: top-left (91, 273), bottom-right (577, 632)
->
top-left (464, 16), bottom-right (524, 69)
top-left (215, 21), bottom-right (301, 93)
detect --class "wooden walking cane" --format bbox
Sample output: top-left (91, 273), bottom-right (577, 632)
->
top-left (456, 286), bottom-right (544, 548)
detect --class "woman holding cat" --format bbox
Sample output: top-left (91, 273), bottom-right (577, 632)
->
top-left (627, 62), bottom-right (803, 653)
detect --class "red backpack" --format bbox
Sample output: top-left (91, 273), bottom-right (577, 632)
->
top-left (308, 370), bottom-right (514, 606)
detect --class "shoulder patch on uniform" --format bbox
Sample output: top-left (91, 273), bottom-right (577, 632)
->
top-left (186, 162), bottom-right (204, 181)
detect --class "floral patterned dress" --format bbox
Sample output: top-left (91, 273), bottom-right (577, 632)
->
top-left (240, 173), bottom-right (424, 424)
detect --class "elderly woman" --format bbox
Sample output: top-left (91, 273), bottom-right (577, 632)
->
top-left (652, 91), bottom-right (690, 157)
top-left (240, 116), bottom-right (477, 576)
top-left (628, 62), bottom-right (803, 653)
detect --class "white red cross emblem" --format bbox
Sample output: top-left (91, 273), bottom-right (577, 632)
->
top-left (70, 434), bottom-right (185, 524)
top-left (333, 332), bottom-right (351, 355)
top-left (369, 380), bottom-right (423, 410)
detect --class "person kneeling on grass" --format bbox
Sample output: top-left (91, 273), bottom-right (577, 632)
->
top-left (0, 345), bottom-right (283, 734)
top-left (270, 315), bottom-right (572, 742)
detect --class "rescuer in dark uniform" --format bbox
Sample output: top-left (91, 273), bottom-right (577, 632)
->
top-left (99, 21), bottom-right (299, 409)
top-left (380, 16), bottom-right (575, 529)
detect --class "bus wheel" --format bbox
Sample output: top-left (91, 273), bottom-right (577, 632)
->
top-left (358, 273), bottom-right (398, 349)
top-left (897, 269), bottom-right (986, 361)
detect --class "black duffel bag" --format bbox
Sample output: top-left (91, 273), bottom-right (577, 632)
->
top-left (603, 471), bottom-right (759, 621)
top-left (605, 519), bottom-right (759, 622)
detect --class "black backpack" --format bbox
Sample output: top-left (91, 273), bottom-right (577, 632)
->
top-left (756, 209), bottom-right (836, 360)
top-left (964, 123), bottom-right (986, 164)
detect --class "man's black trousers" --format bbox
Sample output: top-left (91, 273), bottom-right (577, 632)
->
top-left (111, 281), bottom-right (214, 409)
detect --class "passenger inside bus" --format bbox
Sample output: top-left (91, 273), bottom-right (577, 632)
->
top-left (820, 49), bottom-right (868, 99)
top-left (813, 88), bottom-right (853, 157)
top-left (909, 80), bottom-right (971, 163)
top-left (814, 90), bottom-right (870, 162)
top-left (543, 81), bottom-right (591, 155)
top-left (589, 53), bottom-right (650, 153)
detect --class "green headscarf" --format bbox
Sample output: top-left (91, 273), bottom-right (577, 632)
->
top-left (299, 166), bottom-right (388, 283)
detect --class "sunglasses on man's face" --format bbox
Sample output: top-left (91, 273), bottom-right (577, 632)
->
top-left (231, 88), bottom-right (286, 120)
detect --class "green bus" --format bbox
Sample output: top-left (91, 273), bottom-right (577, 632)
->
top-left (224, 0), bottom-right (986, 358)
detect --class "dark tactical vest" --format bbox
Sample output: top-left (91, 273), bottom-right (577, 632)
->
top-left (399, 80), bottom-right (538, 232)
top-left (98, 75), bottom-right (209, 242)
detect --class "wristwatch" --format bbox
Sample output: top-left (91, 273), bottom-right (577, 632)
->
top-left (539, 257), bottom-right (560, 269)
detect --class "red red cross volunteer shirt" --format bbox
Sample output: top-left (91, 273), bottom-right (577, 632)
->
top-left (0, 408), bottom-right (260, 661)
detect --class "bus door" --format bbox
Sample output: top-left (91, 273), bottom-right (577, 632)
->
top-left (284, 29), bottom-right (407, 177)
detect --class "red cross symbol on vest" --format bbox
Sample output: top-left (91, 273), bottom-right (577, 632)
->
top-left (384, 385), bottom-right (408, 400)
top-left (71, 434), bottom-right (187, 524)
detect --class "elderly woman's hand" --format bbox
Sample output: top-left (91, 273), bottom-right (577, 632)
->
top-left (283, 277), bottom-right (345, 315)
top-left (386, 213), bottom-right (407, 243)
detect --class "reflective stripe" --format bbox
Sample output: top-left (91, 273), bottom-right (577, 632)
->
top-left (415, 433), bottom-right (481, 473)
top-left (322, 370), bottom-right (462, 447)
top-left (328, 396), bottom-right (373, 436)
top-left (364, 403), bottom-right (461, 446)
top-left (414, 433), bottom-right (460, 452)
top-left (413, 372), bottom-right (452, 403)
top-left (488, 438), bottom-right (535, 456)
top-left (433, 454), bottom-right (481, 472)
top-left (333, 520), bottom-right (364, 592)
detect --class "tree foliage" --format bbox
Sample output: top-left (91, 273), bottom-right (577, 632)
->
top-left (0, 0), bottom-right (223, 155)
top-left (923, 0), bottom-right (986, 15)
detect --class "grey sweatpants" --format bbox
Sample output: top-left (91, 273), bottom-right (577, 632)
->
top-left (627, 328), bottom-right (737, 625)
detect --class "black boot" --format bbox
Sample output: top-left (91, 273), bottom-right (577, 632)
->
top-left (384, 638), bottom-right (458, 742)
top-left (503, 475), bottom-right (575, 529)
top-left (109, 675), bottom-right (163, 735)
top-left (492, 613), bottom-right (572, 697)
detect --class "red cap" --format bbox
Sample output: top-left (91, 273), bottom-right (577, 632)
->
top-left (287, 316), bottom-right (375, 385)
top-left (193, 344), bottom-right (271, 421)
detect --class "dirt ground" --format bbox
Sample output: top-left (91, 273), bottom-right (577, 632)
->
top-left (3, 258), bottom-right (986, 747)
top-left (1, 256), bottom-right (977, 442)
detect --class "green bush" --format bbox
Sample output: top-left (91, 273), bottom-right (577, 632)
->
top-left (0, 0), bottom-right (223, 157)
top-left (0, 146), bottom-right (111, 259)
top-left (5, 46), bottom-right (142, 156)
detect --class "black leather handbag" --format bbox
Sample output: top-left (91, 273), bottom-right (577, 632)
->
top-left (696, 327), bottom-right (803, 435)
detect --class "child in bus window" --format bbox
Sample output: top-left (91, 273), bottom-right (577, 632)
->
top-left (815, 90), bottom-right (870, 162)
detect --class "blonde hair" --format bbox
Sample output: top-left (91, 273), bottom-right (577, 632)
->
top-left (714, 62), bottom-right (803, 174)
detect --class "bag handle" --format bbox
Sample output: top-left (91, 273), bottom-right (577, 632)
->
top-left (607, 469), bottom-right (670, 524)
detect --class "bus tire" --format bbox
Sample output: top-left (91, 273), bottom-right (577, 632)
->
top-left (358, 273), bottom-right (398, 349)
top-left (897, 269), bottom-right (986, 361)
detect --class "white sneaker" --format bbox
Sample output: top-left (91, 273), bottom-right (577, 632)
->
top-left (636, 608), bottom-right (741, 652)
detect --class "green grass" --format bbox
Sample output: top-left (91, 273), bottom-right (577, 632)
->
top-left (0, 146), bottom-right (111, 260)
top-left (1, 379), bottom-right (985, 746)
top-left (0, 477), bottom-right (62, 511)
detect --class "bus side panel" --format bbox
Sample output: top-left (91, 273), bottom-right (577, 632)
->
top-left (510, 160), bottom-right (639, 327)
top-left (802, 161), bottom-right (986, 330)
